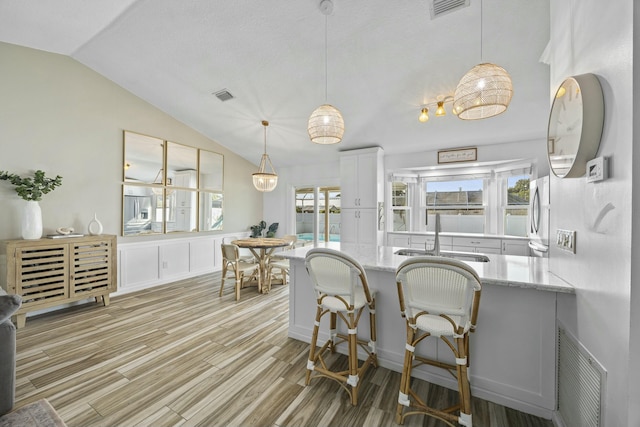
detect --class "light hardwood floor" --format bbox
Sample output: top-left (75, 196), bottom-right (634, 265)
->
top-left (14, 272), bottom-right (554, 427)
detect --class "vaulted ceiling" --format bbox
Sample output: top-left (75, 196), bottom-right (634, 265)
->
top-left (0, 0), bottom-right (550, 168)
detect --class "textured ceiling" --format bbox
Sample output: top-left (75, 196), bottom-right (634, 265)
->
top-left (0, 0), bottom-right (550, 168)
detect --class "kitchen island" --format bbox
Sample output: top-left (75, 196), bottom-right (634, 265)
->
top-left (281, 242), bottom-right (573, 419)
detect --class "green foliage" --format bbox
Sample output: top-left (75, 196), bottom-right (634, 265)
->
top-left (0, 170), bottom-right (63, 201)
top-left (250, 220), bottom-right (279, 238)
top-left (508, 178), bottom-right (530, 202)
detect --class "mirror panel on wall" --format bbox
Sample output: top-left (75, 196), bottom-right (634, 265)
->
top-left (200, 150), bottom-right (224, 191)
top-left (122, 184), bottom-right (162, 236)
top-left (122, 131), bottom-right (224, 236)
top-left (167, 142), bottom-right (198, 190)
top-left (124, 131), bottom-right (165, 185)
top-left (199, 192), bottom-right (223, 231)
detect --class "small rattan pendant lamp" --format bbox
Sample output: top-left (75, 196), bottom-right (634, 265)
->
top-left (453, 0), bottom-right (513, 120)
top-left (252, 120), bottom-right (278, 192)
top-left (307, 0), bottom-right (344, 144)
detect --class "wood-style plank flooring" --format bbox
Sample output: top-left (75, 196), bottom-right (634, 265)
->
top-left (13, 272), bottom-right (554, 427)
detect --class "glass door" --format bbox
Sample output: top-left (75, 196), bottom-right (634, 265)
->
top-left (295, 187), bottom-right (341, 243)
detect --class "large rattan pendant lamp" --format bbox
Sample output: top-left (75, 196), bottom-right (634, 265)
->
top-left (307, 0), bottom-right (344, 144)
top-left (252, 120), bottom-right (278, 192)
top-left (453, 0), bottom-right (513, 120)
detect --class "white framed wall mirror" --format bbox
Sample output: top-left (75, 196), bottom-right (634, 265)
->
top-left (122, 131), bottom-right (224, 236)
top-left (547, 73), bottom-right (604, 178)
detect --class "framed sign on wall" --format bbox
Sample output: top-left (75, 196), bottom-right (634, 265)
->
top-left (437, 147), bottom-right (477, 164)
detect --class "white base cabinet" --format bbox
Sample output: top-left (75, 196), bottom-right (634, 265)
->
top-left (387, 232), bottom-right (530, 256)
top-left (118, 233), bottom-right (245, 294)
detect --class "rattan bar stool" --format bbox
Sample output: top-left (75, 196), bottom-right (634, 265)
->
top-left (395, 257), bottom-right (482, 427)
top-left (304, 248), bottom-right (378, 406)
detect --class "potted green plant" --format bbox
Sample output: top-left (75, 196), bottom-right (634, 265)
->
top-left (0, 170), bottom-right (63, 239)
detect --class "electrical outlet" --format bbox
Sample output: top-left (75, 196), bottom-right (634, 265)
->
top-left (556, 229), bottom-right (576, 253)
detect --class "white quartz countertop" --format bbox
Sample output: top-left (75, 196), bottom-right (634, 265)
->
top-left (282, 242), bottom-right (574, 294)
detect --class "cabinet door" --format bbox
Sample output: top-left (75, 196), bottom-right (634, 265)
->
top-left (355, 152), bottom-right (380, 209)
top-left (14, 244), bottom-right (69, 307)
top-left (70, 239), bottom-right (114, 297)
top-left (357, 209), bottom-right (378, 246)
top-left (340, 155), bottom-right (359, 209)
top-left (388, 233), bottom-right (410, 247)
top-left (502, 240), bottom-right (530, 256)
top-left (340, 209), bottom-right (358, 245)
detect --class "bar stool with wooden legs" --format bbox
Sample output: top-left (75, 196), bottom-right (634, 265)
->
top-left (304, 248), bottom-right (378, 406)
top-left (395, 257), bottom-right (482, 427)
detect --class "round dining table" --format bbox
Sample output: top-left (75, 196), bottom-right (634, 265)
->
top-left (231, 237), bottom-right (291, 293)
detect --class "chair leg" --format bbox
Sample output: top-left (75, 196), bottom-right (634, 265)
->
top-left (234, 269), bottom-right (242, 301)
top-left (396, 323), bottom-right (416, 425)
top-left (219, 263), bottom-right (228, 296)
top-left (347, 312), bottom-right (359, 405)
top-left (456, 335), bottom-right (473, 427)
top-left (306, 304), bottom-right (323, 385)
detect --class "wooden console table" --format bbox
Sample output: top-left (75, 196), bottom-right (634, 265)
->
top-left (0, 234), bottom-right (117, 328)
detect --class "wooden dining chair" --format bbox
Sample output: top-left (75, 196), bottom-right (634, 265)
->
top-left (220, 243), bottom-right (260, 301)
top-left (267, 235), bottom-right (297, 291)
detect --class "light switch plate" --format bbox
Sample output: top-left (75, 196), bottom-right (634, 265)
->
top-left (556, 229), bottom-right (576, 253)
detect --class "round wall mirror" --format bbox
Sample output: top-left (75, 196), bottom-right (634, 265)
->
top-left (547, 73), bottom-right (604, 178)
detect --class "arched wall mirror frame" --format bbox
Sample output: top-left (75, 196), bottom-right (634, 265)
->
top-left (122, 130), bottom-right (224, 236)
top-left (547, 73), bottom-right (605, 178)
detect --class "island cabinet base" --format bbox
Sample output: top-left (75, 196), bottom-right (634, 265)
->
top-left (1, 235), bottom-right (117, 328)
top-left (288, 258), bottom-right (557, 419)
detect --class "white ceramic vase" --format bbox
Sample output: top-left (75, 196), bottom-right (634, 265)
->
top-left (88, 213), bottom-right (103, 235)
top-left (22, 200), bottom-right (43, 240)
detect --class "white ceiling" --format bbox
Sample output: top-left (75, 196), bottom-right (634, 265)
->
top-left (0, 0), bottom-right (550, 168)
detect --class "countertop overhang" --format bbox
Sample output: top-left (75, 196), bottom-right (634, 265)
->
top-left (282, 242), bottom-right (574, 294)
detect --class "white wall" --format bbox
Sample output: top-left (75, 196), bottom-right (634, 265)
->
top-left (0, 42), bottom-right (263, 241)
top-left (548, 1), bottom-right (634, 426)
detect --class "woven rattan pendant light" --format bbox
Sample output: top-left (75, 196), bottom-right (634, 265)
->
top-left (252, 120), bottom-right (278, 192)
top-left (453, 0), bottom-right (513, 120)
top-left (307, 0), bottom-right (344, 144)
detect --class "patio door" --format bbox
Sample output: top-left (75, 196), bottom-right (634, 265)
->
top-left (295, 187), bottom-right (341, 242)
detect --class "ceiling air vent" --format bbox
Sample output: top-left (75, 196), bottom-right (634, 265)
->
top-left (429, 0), bottom-right (470, 19)
top-left (213, 89), bottom-right (234, 102)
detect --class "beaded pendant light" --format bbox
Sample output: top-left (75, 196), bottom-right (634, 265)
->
top-left (252, 120), bottom-right (278, 192)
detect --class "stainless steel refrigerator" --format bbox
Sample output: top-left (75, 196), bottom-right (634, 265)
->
top-left (528, 176), bottom-right (550, 257)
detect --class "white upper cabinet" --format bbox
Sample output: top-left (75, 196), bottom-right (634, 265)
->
top-left (340, 147), bottom-right (384, 210)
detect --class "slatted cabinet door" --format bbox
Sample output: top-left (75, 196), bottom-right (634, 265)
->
top-left (15, 243), bottom-right (69, 306)
top-left (71, 239), bottom-right (113, 303)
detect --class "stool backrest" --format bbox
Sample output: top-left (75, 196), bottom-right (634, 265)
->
top-left (305, 248), bottom-right (373, 307)
top-left (396, 257), bottom-right (481, 330)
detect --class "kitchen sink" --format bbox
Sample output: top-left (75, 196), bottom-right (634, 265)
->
top-left (394, 249), bottom-right (490, 263)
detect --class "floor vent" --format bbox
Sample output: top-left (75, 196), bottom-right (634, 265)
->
top-left (557, 326), bottom-right (606, 427)
top-left (213, 89), bottom-right (234, 102)
top-left (429, 0), bottom-right (470, 19)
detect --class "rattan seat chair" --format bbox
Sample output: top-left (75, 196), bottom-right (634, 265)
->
top-left (267, 235), bottom-right (297, 291)
top-left (220, 243), bottom-right (260, 301)
top-left (223, 236), bottom-right (255, 263)
top-left (304, 248), bottom-right (378, 406)
top-left (395, 257), bottom-right (482, 427)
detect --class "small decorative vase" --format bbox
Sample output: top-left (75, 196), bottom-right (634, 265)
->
top-left (88, 213), bottom-right (103, 236)
top-left (22, 201), bottom-right (43, 240)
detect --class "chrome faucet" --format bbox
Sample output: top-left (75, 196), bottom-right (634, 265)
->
top-left (424, 213), bottom-right (441, 256)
